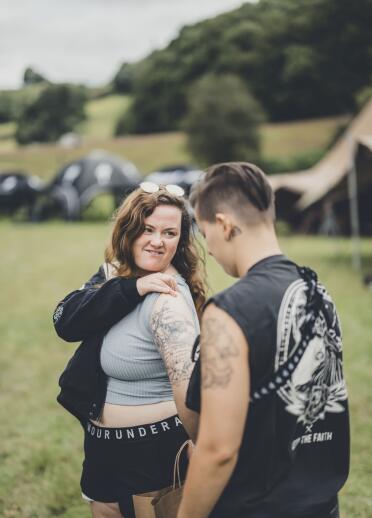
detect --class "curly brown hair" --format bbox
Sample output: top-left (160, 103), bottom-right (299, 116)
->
top-left (105, 187), bottom-right (207, 319)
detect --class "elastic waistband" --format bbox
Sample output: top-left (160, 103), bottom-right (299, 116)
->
top-left (86, 414), bottom-right (183, 442)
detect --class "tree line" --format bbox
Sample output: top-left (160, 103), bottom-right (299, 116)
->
top-left (114, 0), bottom-right (372, 134)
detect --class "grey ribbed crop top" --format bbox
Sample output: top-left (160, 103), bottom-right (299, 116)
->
top-left (100, 275), bottom-right (200, 405)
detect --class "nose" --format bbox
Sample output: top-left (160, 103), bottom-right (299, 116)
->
top-left (149, 233), bottom-right (164, 247)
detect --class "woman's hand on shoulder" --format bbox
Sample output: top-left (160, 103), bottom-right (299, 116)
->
top-left (136, 273), bottom-right (179, 297)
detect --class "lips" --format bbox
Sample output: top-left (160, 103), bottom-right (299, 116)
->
top-left (144, 249), bottom-right (164, 256)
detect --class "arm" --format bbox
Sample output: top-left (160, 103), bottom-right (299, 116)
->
top-left (151, 293), bottom-right (200, 441)
top-left (177, 303), bottom-right (250, 518)
top-left (53, 265), bottom-right (142, 343)
top-left (53, 265), bottom-right (179, 343)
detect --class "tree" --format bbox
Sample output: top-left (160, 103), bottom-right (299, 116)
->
top-left (23, 67), bottom-right (47, 86)
top-left (15, 84), bottom-right (87, 145)
top-left (112, 62), bottom-right (135, 93)
top-left (183, 74), bottom-right (264, 165)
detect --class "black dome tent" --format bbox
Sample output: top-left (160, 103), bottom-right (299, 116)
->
top-left (33, 151), bottom-right (142, 220)
top-left (0, 172), bottom-right (44, 217)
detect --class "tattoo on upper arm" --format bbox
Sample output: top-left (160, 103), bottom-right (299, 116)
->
top-left (151, 300), bottom-right (196, 386)
top-left (201, 317), bottom-right (239, 390)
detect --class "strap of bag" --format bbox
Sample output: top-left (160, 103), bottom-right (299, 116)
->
top-left (173, 440), bottom-right (193, 489)
top-left (250, 265), bottom-right (324, 403)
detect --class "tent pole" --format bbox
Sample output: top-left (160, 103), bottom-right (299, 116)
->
top-left (347, 135), bottom-right (362, 270)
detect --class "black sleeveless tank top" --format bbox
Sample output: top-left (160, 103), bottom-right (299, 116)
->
top-left (190, 255), bottom-right (349, 518)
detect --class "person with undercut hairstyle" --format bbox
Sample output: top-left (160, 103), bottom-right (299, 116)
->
top-left (178, 162), bottom-right (349, 518)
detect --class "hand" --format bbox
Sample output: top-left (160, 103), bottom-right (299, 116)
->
top-left (136, 272), bottom-right (179, 297)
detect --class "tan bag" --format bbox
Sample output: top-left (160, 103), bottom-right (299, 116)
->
top-left (133, 440), bottom-right (192, 518)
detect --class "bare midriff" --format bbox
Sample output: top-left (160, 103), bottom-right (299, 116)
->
top-left (91, 400), bottom-right (177, 428)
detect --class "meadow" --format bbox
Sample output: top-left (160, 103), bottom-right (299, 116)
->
top-left (0, 220), bottom-right (371, 517)
top-left (0, 96), bottom-right (370, 517)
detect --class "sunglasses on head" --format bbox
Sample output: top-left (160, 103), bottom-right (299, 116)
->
top-left (139, 181), bottom-right (185, 197)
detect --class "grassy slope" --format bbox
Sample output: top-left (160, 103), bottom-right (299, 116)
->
top-left (0, 132), bottom-right (190, 179)
top-left (78, 95), bottom-right (131, 140)
top-left (0, 221), bottom-right (371, 517)
top-left (261, 115), bottom-right (349, 158)
top-left (0, 93), bottom-right (348, 177)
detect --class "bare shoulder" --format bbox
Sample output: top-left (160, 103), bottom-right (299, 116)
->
top-left (153, 290), bottom-right (194, 317)
top-left (201, 303), bottom-right (249, 390)
top-left (151, 293), bottom-right (196, 341)
top-left (202, 303), bottom-right (245, 337)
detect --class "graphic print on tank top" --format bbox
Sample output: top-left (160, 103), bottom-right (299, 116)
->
top-left (275, 279), bottom-right (348, 434)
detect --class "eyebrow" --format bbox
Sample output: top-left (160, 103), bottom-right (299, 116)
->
top-left (144, 224), bottom-right (178, 231)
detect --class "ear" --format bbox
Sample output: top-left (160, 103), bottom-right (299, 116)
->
top-left (215, 213), bottom-right (234, 241)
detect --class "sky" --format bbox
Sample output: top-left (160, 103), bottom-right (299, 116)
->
top-left (0, 0), bottom-right (247, 90)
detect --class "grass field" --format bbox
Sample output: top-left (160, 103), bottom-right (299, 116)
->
top-left (0, 220), bottom-right (371, 517)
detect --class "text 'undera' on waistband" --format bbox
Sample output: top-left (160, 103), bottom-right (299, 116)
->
top-left (86, 415), bottom-right (183, 441)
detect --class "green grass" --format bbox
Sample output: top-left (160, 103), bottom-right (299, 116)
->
top-left (261, 115), bottom-right (349, 158)
top-left (0, 221), bottom-right (371, 517)
top-left (78, 95), bottom-right (131, 140)
top-left (0, 122), bottom-right (17, 153)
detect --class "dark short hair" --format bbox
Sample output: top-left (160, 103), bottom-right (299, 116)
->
top-left (190, 162), bottom-right (275, 224)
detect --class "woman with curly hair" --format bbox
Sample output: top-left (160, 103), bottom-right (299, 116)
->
top-left (54, 183), bottom-right (206, 518)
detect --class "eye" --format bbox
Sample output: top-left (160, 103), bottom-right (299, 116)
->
top-left (164, 230), bottom-right (177, 237)
top-left (144, 226), bottom-right (153, 234)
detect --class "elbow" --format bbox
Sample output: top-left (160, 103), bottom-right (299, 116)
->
top-left (198, 440), bottom-right (240, 468)
top-left (212, 447), bottom-right (239, 468)
top-left (54, 322), bottom-right (80, 343)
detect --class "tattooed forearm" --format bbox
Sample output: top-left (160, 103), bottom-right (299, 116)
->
top-left (201, 317), bottom-right (239, 389)
top-left (151, 300), bottom-right (197, 386)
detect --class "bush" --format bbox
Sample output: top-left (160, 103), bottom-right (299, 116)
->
top-left (15, 84), bottom-right (87, 145)
top-left (0, 92), bottom-right (15, 123)
top-left (23, 67), bottom-right (47, 86)
top-left (183, 74), bottom-right (264, 165)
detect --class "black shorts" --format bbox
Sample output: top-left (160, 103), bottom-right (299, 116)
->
top-left (80, 414), bottom-right (189, 517)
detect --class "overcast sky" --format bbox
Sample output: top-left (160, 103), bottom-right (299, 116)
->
top-left (0, 0), bottom-right (247, 89)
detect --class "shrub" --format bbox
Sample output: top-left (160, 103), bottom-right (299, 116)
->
top-left (183, 74), bottom-right (264, 165)
top-left (15, 84), bottom-right (87, 145)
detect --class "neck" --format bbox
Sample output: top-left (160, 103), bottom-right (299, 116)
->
top-left (234, 226), bottom-right (282, 277)
top-left (137, 264), bottom-right (178, 277)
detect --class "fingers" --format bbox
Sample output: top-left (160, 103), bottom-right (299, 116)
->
top-left (154, 285), bottom-right (178, 297)
top-left (136, 273), bottom-right (179, 296)
top-left (157, 273), bottom-right (178, 289)
top-left (151, 280), bottom-right (178, 296)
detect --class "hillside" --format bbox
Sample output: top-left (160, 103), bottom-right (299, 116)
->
top-left (0, 91), bottom-right (348, 178)
top-left (123, 0), bottom-right (372, 133)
